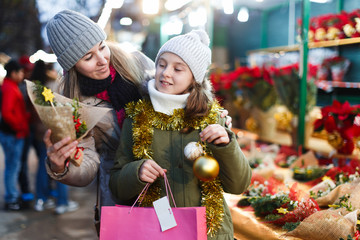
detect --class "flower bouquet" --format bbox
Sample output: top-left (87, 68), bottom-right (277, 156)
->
top-left (269, 63), bottom-right (317, 147)
top-left (269, 63), bottom-right (317, 116)
top-left (233, 66), bottom-right (277, 112)
top-left (313, 100), bottom-right (360, 155)
top-left (25, 80), bottom-right (111, 166)
top-left (284, 208), bottom-right (358, 240)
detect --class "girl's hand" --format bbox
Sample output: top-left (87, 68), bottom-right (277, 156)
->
top-left (220, 109), bottom-right (232, 129)
top-left (200, 124), bottom-right (230, 145)
top-left (139, 159), bottom-right (167, 183)
top-left (43, 129), bottom-right (78, 173)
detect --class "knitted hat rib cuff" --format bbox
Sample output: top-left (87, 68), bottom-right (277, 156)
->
top-left (56, 25), bottom-right (106, 71)
top-left (155, 30), bottom-right (211, 84)
top-left (46, 9), bottom-right (107, 71)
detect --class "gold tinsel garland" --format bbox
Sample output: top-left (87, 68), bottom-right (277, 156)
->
top-left (126, 99), bottom-right (225, 236)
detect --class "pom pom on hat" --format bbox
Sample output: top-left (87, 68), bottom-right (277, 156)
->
top-left (155, 29), bottom-right (212, 84)
top-left (46, 9), bottom-right (107, 71)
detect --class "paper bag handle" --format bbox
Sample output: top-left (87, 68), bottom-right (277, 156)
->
top-left (130, 173), bottom-right (176, 213)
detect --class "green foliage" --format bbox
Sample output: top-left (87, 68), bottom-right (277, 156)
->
top-left (282, 221), bottom-right (301, 232)
top-left (249, 194), bottom-right (291, 217)
top-left (293, 166), bottom-right (329, 182)
top-left (244, 80), bottom-right (277, 112)
top-left (33, 81), bottom-right (55, 106)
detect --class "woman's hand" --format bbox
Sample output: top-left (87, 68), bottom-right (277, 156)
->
top-left (220, 109), bottom-right (232, 129)
top-left (139, 159), bottom-right (167, 183)
top-left (43, 129), bottom-right (78, 173)
top-left (200, 124), bottom-right (230, 145)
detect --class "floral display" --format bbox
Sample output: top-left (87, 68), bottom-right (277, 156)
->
top-left (313, 100), bottom-right (360, 155)
top-left (317, 56), bottom-right (351, 82)
top-left (210, 66), bottom-right (277, 112)
top-left (297, 9), bottom-right (360, 42)
top-left (269, 63), bottom-right (317, 115)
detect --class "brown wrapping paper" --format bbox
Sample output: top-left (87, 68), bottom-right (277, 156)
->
top-left (315, 178), bottom-right (360, 208)
top-left (284, 209), bottom-right (357, 240)
top-left (25, 80), bottom-right (111, 166)
top-left (289, 151), bottom-right (319, 169)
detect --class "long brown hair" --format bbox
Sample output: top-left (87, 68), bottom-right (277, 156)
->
top-left (184, 77), bottom-right (214, 119)
top-left (60, 41), bottom-right (144, 99)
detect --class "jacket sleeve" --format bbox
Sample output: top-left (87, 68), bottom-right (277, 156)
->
top-left (131, 50), bottom-right (155, 81)
top-left (2, 87), bottom-right (29, 133)
top-left (46, 129), bottom-right (100, 186)
top-left (208, 117), bottom-right (252, 194)
top-left (109, 118), bottom-right (148, 203)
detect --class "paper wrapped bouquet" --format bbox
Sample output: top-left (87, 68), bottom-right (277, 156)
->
top-left (26, 80), bottom-right (110, 166)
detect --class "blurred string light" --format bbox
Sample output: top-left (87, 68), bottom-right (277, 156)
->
top-left (237, 7), bottom-right (249, 22)
top-left (162, 16), bottom-right (183, 35)
top-left (29, 50), bottom-right (57, 63)
top-left (0, 65), bottom-right (6, 80)
top-left (120, 17), bottom-right (133, 26)
top-left (164, 0), bottom-right (191, 11)
top-left (222, 0), bottom-right (234, 14)
top-left (98, 0), bottom-right (124, 29)
top-left (255, 0), bottom-right (263, 2)
top-left (143, 0), bottom-right (159, 14)
top-left (310, 0), bottom-right (330, 2)
top-left (188, 7), bottom-right (207, 27)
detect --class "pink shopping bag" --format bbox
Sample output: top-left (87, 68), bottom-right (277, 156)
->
top-left (100, 174), bottom-right (207, 240)
top-left (100, 205), bottom-right (207, 240)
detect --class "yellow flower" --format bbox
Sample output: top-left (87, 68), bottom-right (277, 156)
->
top-left (357, 220), bottom-right (360, 225)
top-left (277, 207), bottom-right (289, 214)
top-left (328, 204), bottom-right (340, 208)
top-left (42, 87), bottom-right (54, 103)
top-left (322, 176), bottom-right (331, 182)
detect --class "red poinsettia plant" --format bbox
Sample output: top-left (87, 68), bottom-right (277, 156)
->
top-left (210, 66), bottom-right (277, 111)
top-left (313, 100), bottom-right (360, 154)
top-left (269, 63), bottom-right (317, 115)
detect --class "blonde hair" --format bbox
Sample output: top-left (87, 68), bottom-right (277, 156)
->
top-left (60, 41), bottom-right (144, 99)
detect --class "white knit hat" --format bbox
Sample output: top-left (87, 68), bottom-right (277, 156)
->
top-left (155, 30), bottom-right (211, 84)
top-left (46, 9), bottom-right (107, 71)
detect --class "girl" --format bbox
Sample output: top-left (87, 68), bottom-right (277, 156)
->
top-left (109, 30), bottom-right (251, 240)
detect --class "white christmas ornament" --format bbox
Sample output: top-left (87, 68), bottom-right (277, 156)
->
top-left (184, 142), bottom-right (204, 161)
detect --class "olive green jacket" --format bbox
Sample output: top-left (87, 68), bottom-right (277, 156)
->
top-left (110, 111), bottom-right (252, 240)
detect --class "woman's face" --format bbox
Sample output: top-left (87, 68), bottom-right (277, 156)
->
top-left (74, 41), bottom-right (110, 80)
top-left (155, 52), bottom-right (194, 95)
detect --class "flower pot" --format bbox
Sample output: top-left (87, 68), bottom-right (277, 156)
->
top-left (251, 107), bottom-right (276, 140)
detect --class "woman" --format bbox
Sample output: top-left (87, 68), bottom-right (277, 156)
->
top-left (43, 9), bottom-right (155, 209)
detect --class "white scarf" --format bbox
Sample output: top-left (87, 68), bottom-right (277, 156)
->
top-left (148, 79), bottom-right (189, 115)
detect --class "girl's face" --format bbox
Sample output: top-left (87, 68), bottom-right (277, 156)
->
top-left (155, 52), bottom-right (194, 95)
top-left (74, 41), bottom-right (110, 80)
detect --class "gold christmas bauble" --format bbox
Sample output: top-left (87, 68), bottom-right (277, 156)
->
top-left (193, 155), bottom-right (219, 181)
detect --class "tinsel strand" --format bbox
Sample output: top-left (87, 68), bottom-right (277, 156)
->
top-left (126, 99), bottom-right (224, 235)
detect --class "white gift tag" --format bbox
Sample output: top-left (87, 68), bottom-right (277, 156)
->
top-left (153, 196), bottom-right (177, 232)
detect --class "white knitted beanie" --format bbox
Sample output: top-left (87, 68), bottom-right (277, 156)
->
top-left (155, 30), bottom-right (211, 84)
top-left (46, 9), bottom-right (107, 71)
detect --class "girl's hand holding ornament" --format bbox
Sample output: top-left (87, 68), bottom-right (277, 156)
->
top-left (200, 124), bottom-right (229, 145)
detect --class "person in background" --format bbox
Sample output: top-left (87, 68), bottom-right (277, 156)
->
top-left (109, 30), bottom-right (251, 240)
top-left (29, 60), bottom-right (79, 214)
top-left (0, 60), bottom-right (30, 211)
top-left (17, 55), bottom-right (35, 208)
